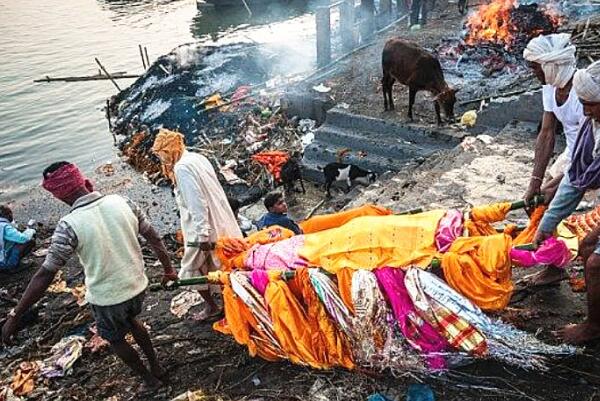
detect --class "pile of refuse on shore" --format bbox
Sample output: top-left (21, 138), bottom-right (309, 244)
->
top-left (109, 42), bottom-right (315, 204)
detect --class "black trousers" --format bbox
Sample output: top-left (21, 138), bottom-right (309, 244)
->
top-left (410, 0), bottom-right (428, 26)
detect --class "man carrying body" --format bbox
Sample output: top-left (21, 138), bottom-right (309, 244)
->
top-left (1, 162), bottom-right (177, 393)
top-left (256, 191), bottom-right (302, 235)
top-left (522, 33), bottom-right (584, 286)
top-left (152, 129), bottom-right (242, 322)
top-left (533, 61), bottom-right (600, 344)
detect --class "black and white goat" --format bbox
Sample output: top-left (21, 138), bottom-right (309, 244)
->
top-left (322, 162), bottom-right (377, 197)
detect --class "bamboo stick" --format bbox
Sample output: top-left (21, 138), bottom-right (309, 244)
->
top-left (34, 73), bottom-right (139, 83)
top-left (144, 47), bottom-right (151, 68)
top-left (94, 58), bottom-right (122, 91)
top-left (139, 44), bottom-right (147, 70)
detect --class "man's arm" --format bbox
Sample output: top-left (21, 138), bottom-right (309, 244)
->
top-left (2, 221), bottom-right (75, 343)
top-left (125, 198), bottom-right (177, 283)
top-left (534, 175), bottom-right (585, 246)
top-left (525, 112), bottom-right (558, 204)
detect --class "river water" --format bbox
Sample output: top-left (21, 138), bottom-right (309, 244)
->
top-left (0, 0), bottom-right (319, 201)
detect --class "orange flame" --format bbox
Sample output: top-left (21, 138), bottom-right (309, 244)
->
top-left (465, 0), bottom-right (518, 46)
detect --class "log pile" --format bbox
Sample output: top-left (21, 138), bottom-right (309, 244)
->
top-left (571, 15), bottom-right (600, 63)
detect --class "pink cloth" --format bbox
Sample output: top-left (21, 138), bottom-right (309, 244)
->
top-left (42, 163), bottom-right (94, 199)
top-left (251, 270), bottom-right (270, 296)
top-left (244, 235), bottom-right (307, 270)
top-left (435, 209), bottom-right (463, 253)
top-left (374, 267), bottom-right (448, 370)
top-left (510, 237), bottom-right (571, 268)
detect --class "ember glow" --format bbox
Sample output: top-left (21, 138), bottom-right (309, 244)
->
top-left (465, 0), bottom-right (561, 48)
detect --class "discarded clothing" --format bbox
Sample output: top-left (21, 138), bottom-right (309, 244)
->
top-left (441, 234), bottom-right (513, 312)
top-left (251, 151), bottom-right (289, 182)
top-left (11, 361), bottom-right (40, 396)
top-left (510, 237), bottom-right (571, 268)
top-left (40, 335), bottom-right (85, 378)
top-left (299, 204), bottom-right (392, 234)
top-left (170, 290), bottom-right (203, 318)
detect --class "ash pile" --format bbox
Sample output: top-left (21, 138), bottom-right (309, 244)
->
top-left (109, 42), bottom-right (314, 204)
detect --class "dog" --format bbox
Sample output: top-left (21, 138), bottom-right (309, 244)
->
top-left (322, 162), bottom-right (377, 197)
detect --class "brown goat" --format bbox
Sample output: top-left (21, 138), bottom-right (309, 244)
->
top-left (382, 38), bottom-right (458, 125)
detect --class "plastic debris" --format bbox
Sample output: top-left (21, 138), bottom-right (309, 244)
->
top-left (40, 335), bottom-right (85, 378)
top-left (312, 83), bottom-right (331, 93)
top-left (220, 160), bottom-right (247, 185)
top-left (460, 110), bottom-right (477, 127)
top-left (367, 393), bottom-right (395, 401)
top-left (406, 384), bottom-right (434, 401)
top-left (170, 290), bottom-right (204, 318)
top-left (171, 390), bottom-right (206, 401)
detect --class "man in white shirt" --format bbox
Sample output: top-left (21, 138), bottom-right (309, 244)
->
top-left (152, 129), bottom-right (242, 322)
top-left (522, 33), bottom-right (584, 286)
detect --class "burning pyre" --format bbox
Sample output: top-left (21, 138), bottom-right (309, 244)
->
top-left (464, 0), bottom-right (562, 49)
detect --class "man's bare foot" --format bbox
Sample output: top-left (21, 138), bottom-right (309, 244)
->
top-left (138, 376), bottom-right (163, 396)
top-left (151, 365), bottom-right (168, 382)
top-left (522, 266), bottom-right (568, 287)
top-left (555, 320), bottom-right (600, 344)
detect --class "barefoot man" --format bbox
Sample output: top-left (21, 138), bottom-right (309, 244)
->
top-left (523, 33), bottom-right (584, 286)
top-left (1, 162), bottom-right (177, 394)
top-left (534, 61), bottom-right (600, 344)
top-left (152, 129), bottom-right (242, 321)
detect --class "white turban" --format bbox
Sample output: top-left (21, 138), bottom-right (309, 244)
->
top-left (523, 33), bottom-right (576, 89)
top-left (574, 60), bottom-right (600, 103)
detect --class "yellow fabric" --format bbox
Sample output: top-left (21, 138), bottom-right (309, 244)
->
top-left (441, 234), bottom-right (513, 312)
top-left (557, 222), bottom-right (579, 260)
top-left (151, 129), bottom-right (185, 183)
top-left (299, 204), bottom-right (392, 234)
top-left (299, 211), bottom-right (446, 273)
top-left (213, 274), bottom-right (281, 361)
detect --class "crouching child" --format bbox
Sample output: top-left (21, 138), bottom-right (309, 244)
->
top-left (0, 205), bottom-right (36, 273)
top-left (1, 162), bottom-right (178, 394)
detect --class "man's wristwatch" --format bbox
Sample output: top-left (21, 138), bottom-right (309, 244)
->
top-left (8, 308), bottom-right (17, 318)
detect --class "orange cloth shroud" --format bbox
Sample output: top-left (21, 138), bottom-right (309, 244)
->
top-left (264, 270), bottom-right (354, 369)
top-left (465, 203), bottom-right (512, 237)
top-left (441, 234), bottom-right (513, 312)
top-left (299, 204), bottom-right (392, 234)
top-left (213, 273), bottom-right (282, 361)
top-left (299, 211), bottom-right (446, 273)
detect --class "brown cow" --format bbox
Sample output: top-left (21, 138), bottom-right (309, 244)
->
top-left (382, 38), bottom-right (458, 125)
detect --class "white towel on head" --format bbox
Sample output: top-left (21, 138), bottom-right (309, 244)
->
top-left (574, 60), bottom-right (600, 103)
top-left (523, 33), bottom-right (576, 89)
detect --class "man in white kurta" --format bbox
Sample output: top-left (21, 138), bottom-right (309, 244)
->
top-left (153, 130), bottom-right (242, 320)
